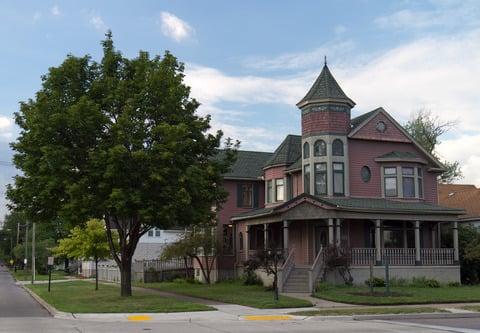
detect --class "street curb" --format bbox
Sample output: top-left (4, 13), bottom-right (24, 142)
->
top-left (21, 284), bottom-right (75, 319)
top-left (352, 311), bottom-right (480, 321)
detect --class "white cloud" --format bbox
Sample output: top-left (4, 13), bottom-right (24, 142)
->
top-left (243, 40), bottom-right (355, 71)
top-left (438, 135), bottom-right (480, 185)
top-left (0, 116), bottom-right (13, 142)
top-left (51, 5), bottom-right (61, 17)
top-left (374, 1), bottom-right (480, 31)
top-left (159, 12), bottom-right (194, 42)
top-left (89, 14), bottom-right (107, 31)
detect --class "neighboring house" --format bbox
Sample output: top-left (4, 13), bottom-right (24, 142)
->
top-left (81, 227), bottom-right (183, 278)
top-left (439, 184), bottom-right (480, 227)
top-left (210, 63), bottom-right (464, 291)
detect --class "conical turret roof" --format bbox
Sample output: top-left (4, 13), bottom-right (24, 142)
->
top-left (297, 64), bottom-right (355, 108)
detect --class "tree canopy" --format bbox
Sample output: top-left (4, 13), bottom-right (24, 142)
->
top-left (404, 109), bottom-right (462, 183)
top-left (7, 32), bottom-right (237, 296)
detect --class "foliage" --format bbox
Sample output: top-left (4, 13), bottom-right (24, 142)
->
top-left (243, 259), bottom-right (262, 286)
top-left (7, 32), bottom-right (237, 296)
top-left (365, 277), bottom-right (385, 288)
top-left (322, 245), bottom-right (353, 285)
top-left (410, 277), bottom-right (440, 288)
top-left (162, 225), bottom-right (220, 284)
top-left (447, 281), bottom-right (461, 287)
top-left (404, 109), bottom-right (462, 183)
top-left (256, 249), bottom-right (285, 300)
top-left (53, 219), bottom-right (114, 289)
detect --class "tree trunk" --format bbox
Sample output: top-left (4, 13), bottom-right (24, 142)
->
top-left (120, 259), bottom-right (132, 297)
top-left (273, 272), bottom-right (279, 301)
top-left (95, 256), bottom-right (99, 291)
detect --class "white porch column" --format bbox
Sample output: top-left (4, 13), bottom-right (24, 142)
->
top-left (335, 219), bottom-right (341, 247)
top-left (415, 220), bottom-right (421, 265)
top-left (264, 224), bottom-right (268, 251)
top-left (283, 220), bottom-right (289, 252)
top-left (328, 218), bottom-right (334, 245)
top-left (375, 219), bottom-right (382, 265)
top-left (453, 221), bottom-right (459, 263)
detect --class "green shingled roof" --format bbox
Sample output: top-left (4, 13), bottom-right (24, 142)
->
top-left (285, 157), bottom-right (302, 172)
top-left (264, 135), bottom-right (301, 168)
top-left (297, 64), bottom-right (355, 107)
top-left (232, 194), bottom-right (463, 221)
top-left (377, 151), bottom-right (419, 159)
top-left (350, 109), bottom-right (380, 131)
top-left (219, 150), bottom-right (273, 180)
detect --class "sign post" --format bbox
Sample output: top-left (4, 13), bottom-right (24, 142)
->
top-left (47, 256), bottom-right (54, 292)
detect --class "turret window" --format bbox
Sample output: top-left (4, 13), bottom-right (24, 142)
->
top-left (333, 162), bottom-right (345, 196)
top-left (314, 140), bottom-right (327, 156)
top-left (314, 163), bottom-right (327, 195)
top-left (275, 178), bottom-right (284, 201)
top-left (332, 139), bottom-right (344, 156)
top-left (303, 142), bottom-right (310, 159)
top-left (304, 164), bottom-right (311, 194)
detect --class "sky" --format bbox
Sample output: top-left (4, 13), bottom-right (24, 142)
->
top-left (1, 0), bottom-right (480, 218)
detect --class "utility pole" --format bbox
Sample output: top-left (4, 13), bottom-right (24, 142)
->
top-left (24, 223), bottom-right (29, 270)
top-left (31, 223), bottom-right (36, 284)
top-left (16, 222), bottom-right (20, 245)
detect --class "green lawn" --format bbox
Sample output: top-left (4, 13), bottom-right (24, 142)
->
top-left (315, 285), bottom-right (480, 305)
top-left (136, 280), bottom-right (313, 309)
top-left (27, 281), bottom-right (214, 313)
top-left (12, 269), bottom-right (67, 281)
top-left (291, 306), bottom-right (446, 316)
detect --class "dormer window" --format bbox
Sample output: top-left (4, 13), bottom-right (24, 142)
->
top-left (332, 139), bottom-right (344, 156)
top-left (303, 142), bottom-right (310, 159)
top-left (314, 140), bottom-right (327, 157)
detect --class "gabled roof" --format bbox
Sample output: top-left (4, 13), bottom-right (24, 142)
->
top-left (297, 64), bottom-right (355, 108)
top-left (218, 150), bottom-right (273, 180)
top-left (439, 184), bottom-right (480, 221)
top-left (231, 193), bottom-right (463, 221)
top-left (264, 135), bottom-right (301, 169)
top-left (348, 107), bottom-right (444, 170)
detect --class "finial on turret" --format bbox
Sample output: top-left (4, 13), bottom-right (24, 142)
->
top-left (324, 55), bottom-right (327, 66)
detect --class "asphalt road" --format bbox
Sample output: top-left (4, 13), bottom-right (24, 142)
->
top-left (0, 263), bottom-right (49, 317)
top-left (392, 317), bottom-right (480, 331)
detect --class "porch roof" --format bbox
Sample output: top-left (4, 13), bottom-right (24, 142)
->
top-left (231, 193), bottom-right (464, 222)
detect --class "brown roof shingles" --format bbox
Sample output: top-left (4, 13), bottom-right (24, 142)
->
top-left (438, 184), bottom-right (480, 220)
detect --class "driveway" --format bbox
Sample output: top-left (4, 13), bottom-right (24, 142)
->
top-left (0, 263), bottom-right (49, 317)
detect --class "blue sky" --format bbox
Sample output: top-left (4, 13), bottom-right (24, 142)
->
top-left (1, 0), bottom-right (480, 218)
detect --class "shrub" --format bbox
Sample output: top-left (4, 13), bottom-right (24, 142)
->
top-left (365, 277), bottom-right (385, 287)
top-left (411, 277), bottom-right (440, 288)
top-left (315, 281), bottom-right (333, 292)
top-left (243, 259), bottom-right (262, 286)
top-left (390, 277), bottom-right (409, 287)
top-left (447, 281), bottom-right (461, 287)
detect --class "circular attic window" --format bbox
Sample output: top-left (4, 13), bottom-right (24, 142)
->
top-left (376, 121), bottom-right (387, 133)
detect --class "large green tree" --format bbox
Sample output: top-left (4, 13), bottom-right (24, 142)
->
top-left (7, 32), bottom-right (237, 296)
top-left (404, 109), bottom-right (462, 183)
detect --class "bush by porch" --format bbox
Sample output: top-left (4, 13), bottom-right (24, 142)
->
top-left (136, 279), bottom-right (313, 309)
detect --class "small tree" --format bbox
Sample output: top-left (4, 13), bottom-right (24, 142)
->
top-left (258, 249), bottom-right (284, 301)
top-left (162, 225), bottom-right (220, 284)
top-left (53, 219), bottom-right (114, 290)
top-left (321, 245), bottom-right (353, 285)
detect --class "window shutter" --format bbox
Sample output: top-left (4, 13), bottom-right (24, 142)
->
top-left (253, 183), bottom-right (259, 208)
top-left (237, 184), bottom-right (243, 207)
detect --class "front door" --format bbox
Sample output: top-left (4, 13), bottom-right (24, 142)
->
top-left (314, 225), bottom-right (328, 255)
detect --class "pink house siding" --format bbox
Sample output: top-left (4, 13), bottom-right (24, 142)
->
top-left (348, 139), bottom-right (438, 204)
top-left (264, 166), bottom-right (286, 181)
top-left (351, 112), bottom-right (411, 143)
top-left (217, 180), bottom-right (265, 226)
top-left (291, 171), bottom-right (303, 197)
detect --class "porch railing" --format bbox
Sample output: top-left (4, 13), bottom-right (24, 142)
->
top-left (279, 248), bottom-right (295, 292)
top-left (308, 247), bottom-right (325, 293)
top-left (350, 248), bottom-right (455, 266)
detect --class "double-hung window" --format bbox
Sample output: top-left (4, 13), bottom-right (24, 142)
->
top-left (275, 178), bottom-right (284, 201)
top-left (333, 162), bottom-right (345, 196)
top-left (266, 180), bottom-right (273, 203)
top-left (417, 167), bottom-right (423, 198)
top-left (238, 184), bottom-right (253, 207)
top-left (402, 167), bottom-right (415, 198)
top-left (384, 167), bottom-right (397, 197)
top-left (314, 163), bottom-right (327, 195)
top-left (304, 164), bottom-right (311, 194)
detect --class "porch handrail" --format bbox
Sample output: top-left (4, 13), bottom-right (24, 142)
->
top-left (309, 247), bottom-right (325, 294)
top-left (279, 248), bottom-right (295, 291)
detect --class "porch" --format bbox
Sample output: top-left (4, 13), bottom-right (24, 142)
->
top-left (238, 219), bottom-right (459, 267)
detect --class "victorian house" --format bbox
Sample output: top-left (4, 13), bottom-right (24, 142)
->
top-left (210, 64), bottom-right (463, 292)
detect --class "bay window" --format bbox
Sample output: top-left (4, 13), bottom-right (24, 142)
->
top-left (384, 167), bottom-right (398, 197)
top-left (304, 164), bottom-right (311, 194)
top-left (266, 180), bottom-right (273, 203)
top-left (402, 167), bottom-right (415, 198)
top-left (275, 178), bottom-right (284, 201)
top-left (333, 162), bottom-right (344, 196)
